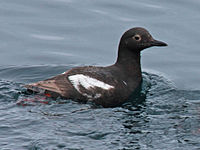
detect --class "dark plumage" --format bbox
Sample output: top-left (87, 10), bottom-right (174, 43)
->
top-left (25, 27), bottom-right (167, 107)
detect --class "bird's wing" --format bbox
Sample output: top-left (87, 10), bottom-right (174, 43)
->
top-left (25, 74), bottom-right (72, 98)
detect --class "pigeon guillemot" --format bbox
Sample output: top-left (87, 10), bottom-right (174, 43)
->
top-left (25, 27), bottom-right (167, 107)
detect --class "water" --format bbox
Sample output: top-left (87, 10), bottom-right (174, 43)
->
top-left (0, 0), bottom-right (200, 149)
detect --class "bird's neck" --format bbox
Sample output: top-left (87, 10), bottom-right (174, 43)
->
top-left (115, 45), bottom-right (142, 78)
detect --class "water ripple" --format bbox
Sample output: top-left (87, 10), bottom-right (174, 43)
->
top-left (0, 65), bottom-right (200, 149)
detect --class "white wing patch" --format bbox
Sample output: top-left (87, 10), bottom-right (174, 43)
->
top-left (68, 74), bottom-right (114, 99)
top-left (68, 74), bottom-right (114, 90)
top-left (123, 81), bottom-right (127, 86)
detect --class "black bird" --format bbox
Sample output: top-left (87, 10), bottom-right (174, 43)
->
top-left (25, 27), bottom-right (167, 107)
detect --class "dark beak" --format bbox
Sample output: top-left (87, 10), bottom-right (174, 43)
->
top-left (150, 39), bottom-right (168, 47)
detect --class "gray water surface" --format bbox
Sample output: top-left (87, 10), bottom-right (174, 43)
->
top-left (0, 0), bottom-right (200, 149)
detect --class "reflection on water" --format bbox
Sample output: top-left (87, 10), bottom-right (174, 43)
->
top-left (0, 0), bottom-right (200, 89)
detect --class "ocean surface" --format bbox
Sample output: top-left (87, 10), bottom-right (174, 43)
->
top-left (0, 0), bottom-right (200, 149)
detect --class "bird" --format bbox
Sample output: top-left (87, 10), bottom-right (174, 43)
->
top-left (25, 27), bottom-right (167, 107)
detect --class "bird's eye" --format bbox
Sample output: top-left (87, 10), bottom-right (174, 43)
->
top-left (133, 35), bottom-right (141, 41)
